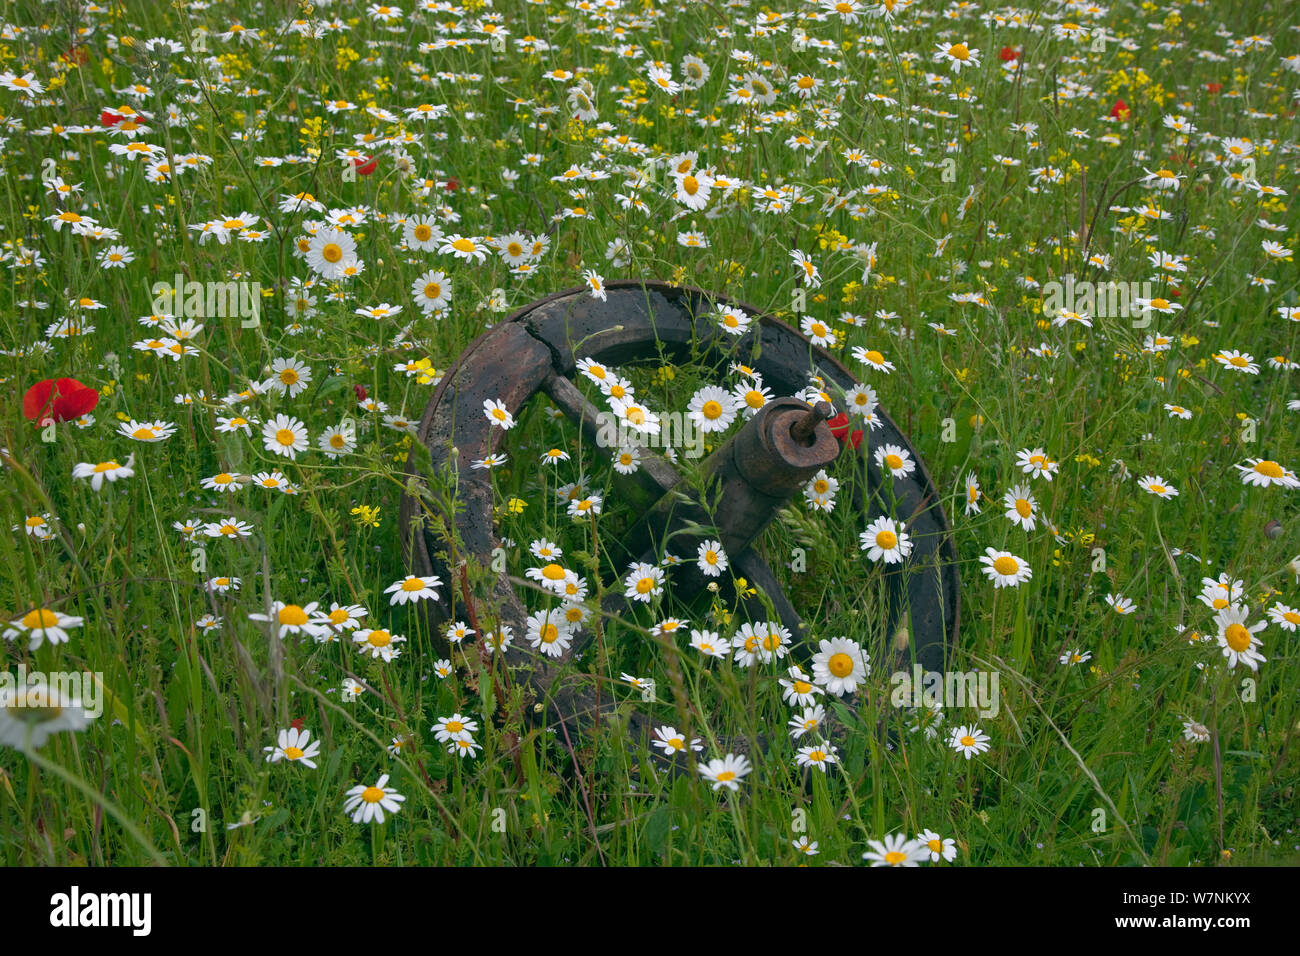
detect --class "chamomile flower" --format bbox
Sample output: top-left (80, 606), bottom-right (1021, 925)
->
top-left (811, 636), bottom-right (869, 696)
top-left (264, 727), bottom-right (321, 768)
top-left (343, 774), bottom-right (405, 824)
top-left (874, 443), bottom-right (915, 479)
top-left (1137, 475), bottom-right (1178, 499)
top-left (353, 627), bottom-right (406, 661)
top-left (788, 704), bottom-right (827, 740)
top-left (980, 549), bottom-right (1032, 588)
top-left (483, 398), bottom-right (516, 430)
top-left (1235, 458), bottom-right (1299, 488)
top-left (249, 601), bottom-right (329, 640)
top-left (863, 833), bottom-right (928, 866)
top-left (262, 414), bottom-right (309, 460)
top-left (1002, 484), bottom-right (1039, 530)
top-left (916, 830), bottom-right (958, 863)
top-left (696, 540), bottom-right (729, 577)
top-left (1015, 447), bottom-right (1059, 481)
top-left (697, 752), bottom-right (752, 791)
top-left (852, 346), bottom-right (895, 373)
top-left (72, 458), bottom-right (135, 490)
top-left (652, 725), bottom-right (703, 757)
top-left (1213, 604), bottom-right (1266, 671)
top-left (963, 472), bottom-right (982, 515)
top-left (1106, 593), bottom-right (1136, 615)
top-left (3, 608), bottom-right (84, 651)
top-left (795, 742), bottom-right (839, 772)
top-left (1266, 603), bottom-right (1300, 632)
top-left (779, 666), bottom-right (825, 707)
top-left (624, 562), bottom-right (664, 603)
top-left (859, 516), bottom-right (911, 564)
top-left (804, 470), bottom-right (839, 512)
top-left (525, 609), bottom-right (572, 658)
top-left (690, 629), bottom-right (728, 658)
top-left (687, 386), bottom-right (739, 433)
top-left (0, 683), bottom-right (92, 750)
top-left (385, 574), bottom-right (442, 605)
top-left (948, 724), bottom-right (991, 759)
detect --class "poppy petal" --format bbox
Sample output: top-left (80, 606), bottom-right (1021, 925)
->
top-left (22, 379), bottom-right (56, 421)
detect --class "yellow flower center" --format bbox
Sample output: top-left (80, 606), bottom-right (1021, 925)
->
top-left (636, 577), bottom-right (654, 594)
top-left (22, 609), bottom-right (60, 629)
top-left (280, 369), bottom-right (298, 384)
top-left (284, 746), bottom-right (304, 760)
top-left (701, 400), bottom-right (723, 420)
top-left (542, 563), bottom-right (565, 580)
top-left (361, 786), bottom-right (385, 803)
top-left (716, 770), bottom-right (736, 783)
top-left (132, 427), bottom-right (156, 439)
top-left (276, 428), bottom-right (297, 446)
top-left (948, 43), bottom-right (970, 60)
top-left (1253, 460), bottom-right (1283, 478)
top-left (329, 608), bottom-right (350, 624)
top-left (401, 577), bottom-right (426, 591)
top-left (1015, 499), bottom-right (1031, 517)
top-left (876, 530), bottom-right (898, 550)
top-left (539, 624), bottom-right (559, 643)
top-left (321, 243), bottom-right (343, 263)
top-left (960, 735), bottom-right (975, 747)
top-left (367, 630), bottom-right (392, 647)
top-left (828, 652), bottom-right (854, 678)
top-left (884, 850), bottom-right (906, 864)
top-left (278, 605), bottom-right (308, 626)
top-left (883, 453), bottom-right (903, 470)
top-left (682, 175), bottom-right (699, 195)
top-left (452, 238), bottom-right (475, 253)
top-left (1224, 623), bottom-right (1252, 653)
top-left (413, 224), bottom-right (432, 241)
top-left (993, 556), bottom-right (1020, 575)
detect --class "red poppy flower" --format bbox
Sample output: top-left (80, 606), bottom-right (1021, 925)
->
top-left (289, 717), bottom-right (305, 731)
top-left (1109, 99), bottom-right (1129, 120)
top-left (826, 412), bottom-right (863, 450)
top-left (100, 109), bottom-right (124, 126)
top-left (999, 46), bottom-right (1019, 61)
top-left (1205, 82), bottom-right (1221, 95)
top-left (353, 384), bottom-right (368, 402)
top-left (444, 177), bottom-right (459, 192)
top-left (352, 155), bottom-right (377, 176)
top-left (23, 377), bottom-right (100, 424)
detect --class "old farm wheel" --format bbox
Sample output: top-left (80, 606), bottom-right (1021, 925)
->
top-left (399, 280), bottom-right (959, 763)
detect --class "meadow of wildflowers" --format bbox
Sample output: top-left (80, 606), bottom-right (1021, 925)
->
top-left (1, 0), bottom-right (1298, 868)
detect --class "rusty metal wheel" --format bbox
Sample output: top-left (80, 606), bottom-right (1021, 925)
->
top-left (399, 279), bottom-right (959, 762)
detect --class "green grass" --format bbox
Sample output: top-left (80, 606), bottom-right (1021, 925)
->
top-left (1, 0), bottom-right (1298, 866)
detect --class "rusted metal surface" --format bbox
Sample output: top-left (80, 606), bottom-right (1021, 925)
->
top-left (398, 279), bottom-right (961, 762)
